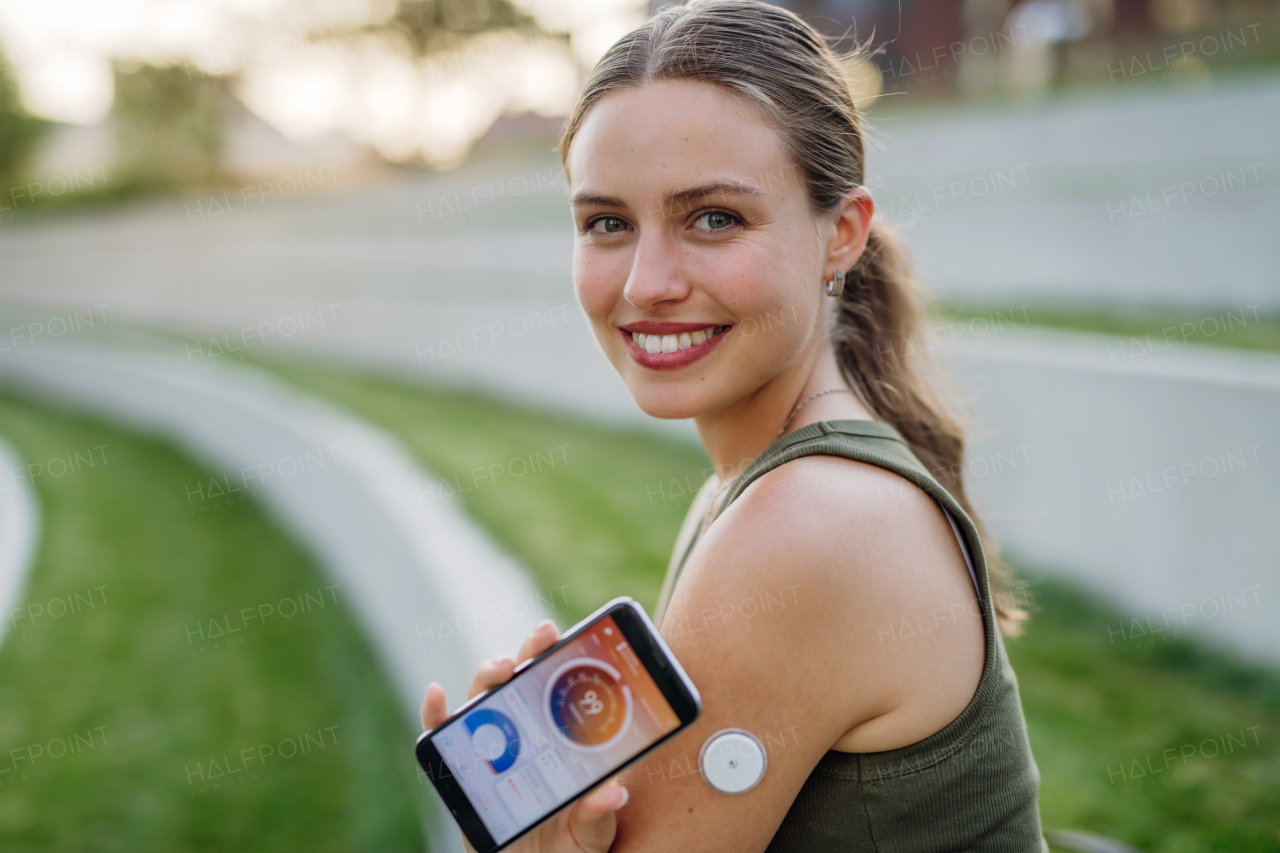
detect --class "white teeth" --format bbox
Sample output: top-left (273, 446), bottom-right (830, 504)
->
top-left (631, 326), bottom-right (725, 354)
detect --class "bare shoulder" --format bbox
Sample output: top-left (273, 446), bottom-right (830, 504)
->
top-left (708, 453), bottom-right (972, 615)
top-left (690, 451), bottom-right (987, 750)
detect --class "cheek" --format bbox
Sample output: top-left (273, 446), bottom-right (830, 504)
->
top-left (705, 244), bottom-right (814, 337)
top-left (737, 286), bottom-right (819, 377)
top-left (573, 249), bottom-right (620, 326)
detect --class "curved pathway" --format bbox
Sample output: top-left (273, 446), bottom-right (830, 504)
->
top-left (0, 434), bottom-right (40, 651)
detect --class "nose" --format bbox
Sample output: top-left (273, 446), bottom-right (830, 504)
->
top-left (622, 230), bottom-right (692, 311)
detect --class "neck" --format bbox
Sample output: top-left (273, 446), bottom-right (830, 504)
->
top-left (694, 337), bottom-right (875, 483)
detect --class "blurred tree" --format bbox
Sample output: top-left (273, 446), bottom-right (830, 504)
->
top-left (0, 51), bottom-right (49, 187)
top-left (109, 62), bottom-right (228, 191)
top-left (379, 0), bottom-right (539, 54)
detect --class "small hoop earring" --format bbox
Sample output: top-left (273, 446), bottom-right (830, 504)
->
top-left (825, 269), bottom-right (845, 298)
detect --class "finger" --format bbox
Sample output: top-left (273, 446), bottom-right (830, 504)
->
top-left (421, 682), bottom-right (448, 731)
top-left (567, 781), bottom-right (627, 853)
top-left (467, 655), bottom-right (515, 700)
top-left (515, 619), bottom-right (559, 667)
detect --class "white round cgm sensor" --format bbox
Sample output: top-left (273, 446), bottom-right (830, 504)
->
top-left (698, 728), bottom-right (767, 794)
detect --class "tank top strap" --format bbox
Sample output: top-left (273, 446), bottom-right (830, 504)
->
top-left (689, 419), bottom-right (991, 613)
top-left (716, 419), bottom-right (925, 514)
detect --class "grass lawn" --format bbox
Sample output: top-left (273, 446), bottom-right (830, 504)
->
top-left (268, 359), bottom-right (1280, 853)
top-left (0, 394), bottom-right (426, 852)
top-left (1010, 576), bottom-right (1279, 852)
top-left (932, 302), bottom-right (1280, 355)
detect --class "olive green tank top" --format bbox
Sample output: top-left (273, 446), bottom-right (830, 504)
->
top-left (653, 420), bottom-right (1047, 853)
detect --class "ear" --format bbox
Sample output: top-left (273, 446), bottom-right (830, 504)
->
top-left (823, 187), bottom-right (875, 279)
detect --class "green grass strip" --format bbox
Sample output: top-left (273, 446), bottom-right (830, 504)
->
top-left (266, 360), bottom-right (1280, 852)
top-left (933, 302), bottom-right (1280, 355)
top-left (0, 393), bottom-right (426, 852)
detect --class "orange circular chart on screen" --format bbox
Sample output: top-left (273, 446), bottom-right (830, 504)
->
top-left (543, 657), bottom-right (634, 751)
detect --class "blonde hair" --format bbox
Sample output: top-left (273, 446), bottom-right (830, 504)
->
top-left (557, 0), bottom-right (1027, 635)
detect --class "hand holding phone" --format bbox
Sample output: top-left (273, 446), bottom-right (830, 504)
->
top-left (420, 620), bottom-right (628, 853)
top-left (417, 598), bottom-right (702, 853)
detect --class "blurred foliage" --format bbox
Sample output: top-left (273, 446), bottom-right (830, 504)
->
top-left (110, 62), bottom-right (228, 192)
top-left (20, 0), bottom-right (554, 206)
top-left (264, 359), bottom-right (1280, 852)
top-left (0, 50), bottom-right (48, 188)
top-left (0, 395), bottom-right (426, 851)
top-left (5, 62), bottom-right (232, 212)
top-left (388, 0), bottom-right (539, 53)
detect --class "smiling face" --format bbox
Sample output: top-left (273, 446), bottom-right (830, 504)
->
top-left (567, 79), bottom-right (834, 420)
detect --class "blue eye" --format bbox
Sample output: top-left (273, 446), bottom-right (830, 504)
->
top-left (589, 217), bottom-right (629, 233)
top-left (694, 211), bottom-right (736, 231)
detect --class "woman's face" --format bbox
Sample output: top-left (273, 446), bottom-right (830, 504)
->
top-left (567, 79), bottom-right (834, 420)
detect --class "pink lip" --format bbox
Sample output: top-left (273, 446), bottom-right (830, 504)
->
top-left (621, 321), bottom-right (722, 335)
top-left (619, 325), bottom-right (730, 370)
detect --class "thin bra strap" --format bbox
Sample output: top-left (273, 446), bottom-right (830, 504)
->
top-left (944, 508), bottom-right (983, 604)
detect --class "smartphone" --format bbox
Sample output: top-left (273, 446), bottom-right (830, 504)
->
top-left (415, 596), bottom-right (702, 852)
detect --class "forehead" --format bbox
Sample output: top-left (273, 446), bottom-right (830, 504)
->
top-left (567, 79), bottom-right (797, 196)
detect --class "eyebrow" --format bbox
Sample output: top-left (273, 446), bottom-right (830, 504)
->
top-left (570, 180), bottom-right (764, 212)
top-left (667, 181), bottom-right (764, 211)
top-left (569, 191), bottom-right (628, 208)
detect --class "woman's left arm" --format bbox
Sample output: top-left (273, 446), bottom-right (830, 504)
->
top-left (610, 459), bottom-right (930, 852)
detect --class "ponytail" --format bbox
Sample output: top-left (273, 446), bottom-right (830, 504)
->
top-left (833, 221), bottom-right (1028, 635)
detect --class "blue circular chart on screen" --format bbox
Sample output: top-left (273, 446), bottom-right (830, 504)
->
top-left (463, 708), bottom-right (521, 774)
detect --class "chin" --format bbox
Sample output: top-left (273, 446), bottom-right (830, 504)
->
top-left (626, 381), bottom-right (710, 421)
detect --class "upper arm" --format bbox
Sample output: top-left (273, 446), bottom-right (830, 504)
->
top-left (611, 455), bottom-right (984, 851)
top-left (612, 519), bottom-right (851, 852)
top-left (653, 473), bottom-right (721, 627)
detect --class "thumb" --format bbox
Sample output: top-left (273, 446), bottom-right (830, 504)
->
top-left (567, 781), bottom-right (627, 852)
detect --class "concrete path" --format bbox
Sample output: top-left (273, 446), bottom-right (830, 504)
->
top-left (0, 435), bottom-right (40, 651)
top-left (867, 72), bottom-right (1280, 308)
top-left (947, 327), bottom-right (1279, 664)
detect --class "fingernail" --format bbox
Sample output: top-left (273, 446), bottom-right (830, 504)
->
top-left (495, 655), bottom-right (514, 666)
top-left (612, 785), bottom-right (629, 810)
top-left (537, 619), bottom-right (556, 630)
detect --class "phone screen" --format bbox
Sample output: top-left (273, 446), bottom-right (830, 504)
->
top-left (430, 614), bottom-right (682, 845)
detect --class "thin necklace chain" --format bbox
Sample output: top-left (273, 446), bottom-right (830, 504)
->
top-left (774, 387), bottom-right (856, 439)
top-left (698, 387), bottom-right (855, 535)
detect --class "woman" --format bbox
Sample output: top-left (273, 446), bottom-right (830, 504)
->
top-left (423, 1), bottom-right (1047, 850)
